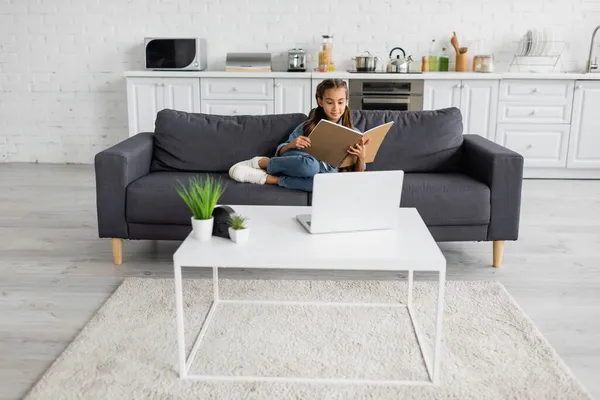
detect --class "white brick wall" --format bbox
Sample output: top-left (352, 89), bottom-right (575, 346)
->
top-left (0, 0), bottom-right (598, 163)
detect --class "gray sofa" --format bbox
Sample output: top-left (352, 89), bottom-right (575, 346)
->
top-left (95, 107), bottom-right (524, 267)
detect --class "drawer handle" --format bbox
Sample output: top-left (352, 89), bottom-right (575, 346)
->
top-left (530, 110), bottom-right (536, 116)
top-left (531, 88), bottom-right (538, 93)
top-left (231, 87), bottom-right (238, 92)
top-left (526, 144), bottom-right (534, 150)
top-left (232, 109), bottom-right (238, 114)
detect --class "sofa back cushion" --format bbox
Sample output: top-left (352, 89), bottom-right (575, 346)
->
top-left (351, 107), bottom-right (464, 172)
top-left (151, 109), bottom-right (307, 172)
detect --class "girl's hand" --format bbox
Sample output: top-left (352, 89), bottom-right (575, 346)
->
top-left (347, 137), bottom-right (371, 162)
top-left (291, 136), bottom-right (311, 149)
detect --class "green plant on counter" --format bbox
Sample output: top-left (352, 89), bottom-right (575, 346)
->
top-left (228, 214), bottom-right (249, 230)
top-left (175, 175), bottom-right (226, 220)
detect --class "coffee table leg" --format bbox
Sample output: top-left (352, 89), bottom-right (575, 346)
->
top-left (213, 266), bottom-right (219, 301)
top-left (432, 269), bottom-right (445, 384)
top-left (407, 269), bottom-right (413, 307)
top-left (174, 262), bottom-right (186, 379)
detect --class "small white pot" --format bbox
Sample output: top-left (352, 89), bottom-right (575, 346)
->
top-left (228, 227), bottom-right (250, 244)
top-left (191, 217), bottom-right (214, 241)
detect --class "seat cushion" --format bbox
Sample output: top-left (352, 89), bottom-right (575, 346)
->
top-left (151, 109), bottom-right (307, 173)
top-left (127, 172), bottom-right (309, 225)
top-left (351, 108), bottom-right (464, 173)
top-left (401, 173), bottom-right (491, 225)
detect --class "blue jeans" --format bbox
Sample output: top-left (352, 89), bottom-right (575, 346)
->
top-left (266, 150), bottom-right (335, 192)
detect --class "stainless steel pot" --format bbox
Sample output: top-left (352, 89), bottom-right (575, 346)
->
top-left (352, 51), bottom-right (381, 72)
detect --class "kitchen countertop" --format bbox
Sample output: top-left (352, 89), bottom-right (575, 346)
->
top-left (124, 70), bottom-right (600, 80)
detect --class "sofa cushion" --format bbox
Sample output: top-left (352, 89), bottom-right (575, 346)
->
top-left (126, 172), bottom-right (309, 225)
top-left (151, 109), bottom-right (307, 173)
top-left (401, 173), bottom-right (491, 226)
top-left (351, 108), bottom-right (464, 173)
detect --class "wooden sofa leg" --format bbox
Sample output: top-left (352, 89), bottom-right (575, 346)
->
top-left (112, 238), bottom-right (123, 265)
top-left (493, 240), bottom-right (504, 268)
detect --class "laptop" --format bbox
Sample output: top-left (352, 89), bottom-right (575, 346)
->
top-left (297, 170), bottom-right (404, 234)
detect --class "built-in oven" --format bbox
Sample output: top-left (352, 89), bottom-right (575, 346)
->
top-left (349, 79), bottom-right (424, 111)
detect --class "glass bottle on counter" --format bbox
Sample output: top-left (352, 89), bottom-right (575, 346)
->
top-left (439, 47), bottom-right (449, 71)
top-left (318, 35), bottom-right (334, 72)
top-left (428, 39), bottom-right (438, 72)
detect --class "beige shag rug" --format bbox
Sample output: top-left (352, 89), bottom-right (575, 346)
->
top-left (24, 278), bottom-right (590, 399)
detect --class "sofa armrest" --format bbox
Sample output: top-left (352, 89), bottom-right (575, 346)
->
top-left (94, 132), bottom-right (154, 238)
top-left (462, 134), bottom-right (524, 241)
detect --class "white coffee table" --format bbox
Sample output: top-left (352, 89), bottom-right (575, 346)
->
top-left (173, 205), bottom-right (446, 385)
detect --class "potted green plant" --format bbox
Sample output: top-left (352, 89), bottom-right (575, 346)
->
top-left (175, 175), bottom-right (226, 241)
top-left (227, 214), bottom-right (250, 244)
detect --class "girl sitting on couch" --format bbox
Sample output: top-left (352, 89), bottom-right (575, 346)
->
top-left (228, 78), bottom-right (371, 192)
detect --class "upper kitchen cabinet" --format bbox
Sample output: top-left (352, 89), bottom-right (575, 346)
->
top-left (567, 81), bottom-right (600, 168)
top-left (311, 78), bottom-right (349, 110)
top-left (274, 78), bottom-right (311, 115)
top-left (126, 77), bottom-right (200, 137)
top-left (424, 79), bottom-right (499, 139)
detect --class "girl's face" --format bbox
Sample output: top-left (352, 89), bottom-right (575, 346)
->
top-left (317, 88), bottom-right (348, 122)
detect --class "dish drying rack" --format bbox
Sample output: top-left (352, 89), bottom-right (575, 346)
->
top-left (508, 40), bottom-right (566, 72)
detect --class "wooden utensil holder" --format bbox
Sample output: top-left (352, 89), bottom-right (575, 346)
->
top-left (456, 52), bottom-right (469, 72)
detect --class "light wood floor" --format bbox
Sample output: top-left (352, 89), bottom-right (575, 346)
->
top-left (1, 163), bottom-right (599, 400)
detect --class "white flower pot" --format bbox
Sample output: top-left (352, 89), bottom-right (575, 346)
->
top-left (191, 217), bottom-right (214, 241)
top-left (228, 227), bottom-right (249, 244)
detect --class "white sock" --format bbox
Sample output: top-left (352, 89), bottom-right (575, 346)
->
top-left (229, 163), bottom-right (267, 185)
top-left (251, 156), bottom-right (266, 169)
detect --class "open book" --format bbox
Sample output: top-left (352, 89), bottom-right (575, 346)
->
top-left (303, 120), bottom-right (394, 168)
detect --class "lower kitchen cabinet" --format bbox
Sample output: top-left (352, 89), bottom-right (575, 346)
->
top-left (423, 79), bottom-right (498, 139)
top-left (274, 78), bottom-right (311, 115)
top-left (201, 100), bottom-right (274, 116)
top-left (567, 81), bottom-right (600, 168)
top-left (496, 124), bottom-right (570, 168)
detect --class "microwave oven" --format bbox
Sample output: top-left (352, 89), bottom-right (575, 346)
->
top-left (144, 37), bottom-right (207, 70)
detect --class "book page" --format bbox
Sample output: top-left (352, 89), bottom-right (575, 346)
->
top-left (363, 122), bottom-right (394, 163)
top-left (303, 120), bottom-right (362, 166)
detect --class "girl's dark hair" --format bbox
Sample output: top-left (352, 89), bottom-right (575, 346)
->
top-left (302, 79), bottom-right (353, 136)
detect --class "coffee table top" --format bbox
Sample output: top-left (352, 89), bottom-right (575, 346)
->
top-left (174, 206), bottom-right (445, 272)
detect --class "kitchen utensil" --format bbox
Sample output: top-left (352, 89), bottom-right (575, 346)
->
top-left (387, 47), bottom-right (407, 72)
top-left (451, 32), bottom-right (460, 54)
top-left (456, 52), bottom-right (469, 72)
top-left (352, 51), bottom-right (381, 72)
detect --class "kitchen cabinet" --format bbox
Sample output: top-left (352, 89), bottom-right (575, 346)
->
top-left (311, 78), bottom-right (349, 110)
top-left (567, 81), bottom-right (600, 168)
top-left (201, 78), bottom-right (273, 100)
top-left (423, 79), bottom-right (498, 139)
top-left (201, 100), bottom-right (273, 116)
top-left (274, 78), bottom-right (311, 115)
top-left (126, 77), bottom-right (200, 137)
top-left (496, 124), bottom-right (570, 168)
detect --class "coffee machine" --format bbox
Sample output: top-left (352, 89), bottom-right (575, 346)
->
top-left (287, 48), bottom-right (306, 72)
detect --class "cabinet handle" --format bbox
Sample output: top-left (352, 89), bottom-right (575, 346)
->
top-left (531, 88), bottom-right (538, 93)
top-left (576, 85), bottom-right (583, 90)
top-left (526, 144), bottom-right (534, 150)
top-left (530, 110), bottom-right (536, 116)
top-left (232, 109), bottom-right (238, 114)
top-left (275, 83), bottom-right (281, 87)
top-left (231, 87), bottom-right (238, 92)
top-left (454, 84), bottom-right (460, 88)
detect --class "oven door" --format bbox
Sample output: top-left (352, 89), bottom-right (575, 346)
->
top-left (352, 95), bottom-right (423, 111)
